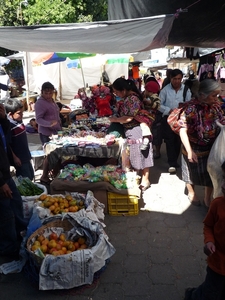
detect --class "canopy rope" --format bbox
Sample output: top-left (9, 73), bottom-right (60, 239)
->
top-left (174, 0), bottom-right (201, 18)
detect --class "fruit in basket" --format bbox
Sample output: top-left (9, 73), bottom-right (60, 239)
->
top-left (50, 232), bottom-right (58, 240)
top-left (37, 194), bottom-right (85, 215)
top-left (31, 232), bottom-right (88, 256)
top-left (48, 239), bottom-right (57, 249)
top-left (40, 244), bottom-right (48, 253)
top-left (39, 194), bottom-right (48, 201)
top-left (37, 235), bottom-right (45, 243)
top-left (59, 233), bottom-right (66, 241)
top-left (41, 238), bottom-right (49, 246)
top-left (78, 237), bottom-right (86, 245)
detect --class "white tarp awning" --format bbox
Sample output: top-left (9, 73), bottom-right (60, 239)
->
top-left (0, 15), bottom-right (174, 53)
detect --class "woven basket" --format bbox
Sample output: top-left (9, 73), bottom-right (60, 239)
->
top-left (26, 218), bottom-right (74, 267)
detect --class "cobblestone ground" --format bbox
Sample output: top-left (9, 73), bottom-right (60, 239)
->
top-left (0, 126), bottom-right (209, 300)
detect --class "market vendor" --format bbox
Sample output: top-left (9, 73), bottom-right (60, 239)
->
top-left (109, 77), bottom-right (155, 192)
top-left (35, 81), bottom-right (62, 184)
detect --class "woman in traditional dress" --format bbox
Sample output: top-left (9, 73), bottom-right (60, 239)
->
top-left (109, 77), bottom-right (155, 191)
top-left (174, 79), bottom-right (225, 207)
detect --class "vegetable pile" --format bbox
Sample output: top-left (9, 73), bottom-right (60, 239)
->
top-left (15, 176), bottom-right (44, 196)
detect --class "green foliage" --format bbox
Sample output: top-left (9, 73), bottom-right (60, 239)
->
top-left (0, 0), bottom-right (108, 26)
top-left (23, 0), bottom-right (76, 25)
top-left (0, 0), bottom-right (108, 77)
top-left (0, 0), bottom-right (22, 26)
top-left (71, 0), bottom-right (108, 22)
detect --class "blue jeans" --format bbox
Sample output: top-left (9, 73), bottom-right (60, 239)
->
top-left (39, 133), bottom-right (50, 146)
top-left (0, 178), bottom-right (28, 255)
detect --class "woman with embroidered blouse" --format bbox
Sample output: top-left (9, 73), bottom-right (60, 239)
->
top-left (176, 80), bottom-right (225, 207)
top-left (109, 77), bottom-right (155, 191)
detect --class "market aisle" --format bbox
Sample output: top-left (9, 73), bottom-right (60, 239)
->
top-left (0, 139), bottom-right (209, 300)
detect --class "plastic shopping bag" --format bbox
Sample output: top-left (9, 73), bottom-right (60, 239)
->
top-left (207, 121), bottom-right (225, 198)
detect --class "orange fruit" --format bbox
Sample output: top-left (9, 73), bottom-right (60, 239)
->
top-left (41, 238), bottom-right (49, 246)
top-left (78, 237), bottom-right (86, 245)
top-left (59, 233), bottom-right (66, 242)
top-left (40, 244), bottom-right (48, 253)
top-left (37, 235), bottom-right (45, 243)
top-left (74, 242), bottom-right (79, 250)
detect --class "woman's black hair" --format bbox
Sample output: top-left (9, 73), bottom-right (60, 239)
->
top-left (113, 77), bottom-right (143, 100)
top-left (56, 101), bottom-right (63, 110)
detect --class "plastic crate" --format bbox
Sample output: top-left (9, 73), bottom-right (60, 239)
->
top-left (107, 192), bottom-right (139, 216)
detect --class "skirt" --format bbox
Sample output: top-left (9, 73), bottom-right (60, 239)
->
top-left (152, 111), bottom-right (163, 146)
top-left (181, 145), bottom-right (213, 187)
top-left (125, 126), bottom-right (153, 170)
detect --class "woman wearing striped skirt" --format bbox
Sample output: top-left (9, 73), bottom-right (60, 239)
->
top-left (171, 79), bottom-right (225, 207)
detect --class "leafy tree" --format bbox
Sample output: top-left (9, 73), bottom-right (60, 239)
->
top-left (23, 0), bottom-right (76, 25)
top-left (0, 0), bottom-right (108, 73)
top-left (0, 0), bottom-right (107, 26)
top-left (70, 0), bottom-right (108, 22)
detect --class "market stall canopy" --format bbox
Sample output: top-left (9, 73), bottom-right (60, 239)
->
top-left (0, 15), bottom-right (174, 53)
top-left (32, 52), bottom-right (96, 65)
top-left (108, 0), bottom-right (225, 49)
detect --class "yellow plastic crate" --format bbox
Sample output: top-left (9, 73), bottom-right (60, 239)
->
top-left (107, 192), bottom-right (139, 216)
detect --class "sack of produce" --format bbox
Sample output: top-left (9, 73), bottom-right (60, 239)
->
top-left (32, 191), bottom-right (105, 231)
top-left (13, 176), bottom-right (47, 220)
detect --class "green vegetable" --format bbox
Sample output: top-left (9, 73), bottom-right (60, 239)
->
top-left (16, 177), bottom-right (44, 196)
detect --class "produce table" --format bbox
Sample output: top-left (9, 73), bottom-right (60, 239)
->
top-left (45, 139), bottom-right (123, 171)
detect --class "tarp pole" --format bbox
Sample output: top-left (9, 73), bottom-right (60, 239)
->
top-left (24, 52), bottom-right (30, 111)
top-left (79, 58), bottom-right (86, 88)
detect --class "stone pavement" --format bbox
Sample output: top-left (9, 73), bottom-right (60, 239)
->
top-left (0, 125), bottom-right (209, 300)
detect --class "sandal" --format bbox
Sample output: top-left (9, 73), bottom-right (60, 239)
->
top-left (139, 183), bottom-right (151, 192)
top-left (188, 194), bottom-right (201, 206)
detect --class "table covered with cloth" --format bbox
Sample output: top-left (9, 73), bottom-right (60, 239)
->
top-left (44, 140), bottom-right (123, 171)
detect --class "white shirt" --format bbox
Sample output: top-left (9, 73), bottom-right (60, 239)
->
top-left (159, 83), bottom-right (192, 116)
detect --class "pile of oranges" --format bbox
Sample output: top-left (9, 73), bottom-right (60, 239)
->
top-left (37, 194), bottom-right (85, 215)
top-left (31, 232), bottom-right (88, 256)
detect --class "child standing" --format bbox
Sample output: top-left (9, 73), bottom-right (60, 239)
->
top-left (4, 98), bottom-right (34, 181)
top-left (184, 161), bottom-right (225, 300)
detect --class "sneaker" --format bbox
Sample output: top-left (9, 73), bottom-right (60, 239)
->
top-left (168, 166), bottom-right (176, 173)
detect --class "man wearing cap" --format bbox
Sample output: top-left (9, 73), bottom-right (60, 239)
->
top-left (159, 69), bottom-right (192, 173)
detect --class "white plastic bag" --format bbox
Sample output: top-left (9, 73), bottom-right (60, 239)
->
top-left (207, 121), bottom-right (225, 198)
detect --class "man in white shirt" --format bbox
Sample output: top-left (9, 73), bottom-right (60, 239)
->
top-left (159, 69), bottom-right (192, 173)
